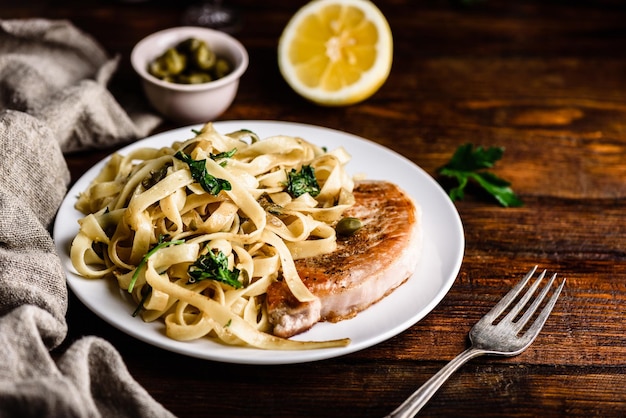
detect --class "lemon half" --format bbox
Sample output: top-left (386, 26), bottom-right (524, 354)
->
top-left (278, 0), bottom-right (393, 106)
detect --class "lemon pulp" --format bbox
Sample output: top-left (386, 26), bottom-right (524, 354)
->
top-left (278, 0), bottom-right (393, 106)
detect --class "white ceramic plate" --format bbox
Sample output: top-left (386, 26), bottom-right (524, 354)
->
top-left (54, 120), bottom-right (464, 365)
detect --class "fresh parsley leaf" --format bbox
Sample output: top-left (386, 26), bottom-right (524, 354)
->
top-left (175, 151), bottom-right (232, 195)
top-left (438, 143), bottom-right (523, 207)
top-left (286, 165), bottom-right (320, 198)
top-left (210, 148), bottom-right (237, 161)
top-left (132, 285), bottom-right (152, 317)
top-left (128, 236), bottom-right (184, 293)
top-left (210, 148), bottom-right (237, 167)
top-left (188, 249), bottom-right (242, 288)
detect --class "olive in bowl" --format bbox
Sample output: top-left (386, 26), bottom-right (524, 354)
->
top-left (131, 27), bottom-right (248, 124)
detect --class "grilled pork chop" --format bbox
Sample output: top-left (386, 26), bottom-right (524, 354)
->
top-left (266, 180), bottom-right (422, 338)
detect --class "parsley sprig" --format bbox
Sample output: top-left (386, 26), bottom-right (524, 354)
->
top-left (128, 236), bottom-right (184, 293)
top-left (210, 148), bottom-right (237, 163)
top-left (175, 150), bottom-right (232, 195)
top-left (438, 144), bottom-right (523, 207)
top-left (188, 249), bottom-right (242, 288)
top-left (132, 286), bottom-right (152, 317)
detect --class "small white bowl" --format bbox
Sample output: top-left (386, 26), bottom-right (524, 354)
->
top-left (131, 26), bottom-right (248, 124)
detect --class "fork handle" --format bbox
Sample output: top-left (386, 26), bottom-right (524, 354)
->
top-left (385, 347), bottom-right (487, 418)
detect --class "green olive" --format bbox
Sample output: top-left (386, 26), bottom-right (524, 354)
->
top-left (147, 37), bottom-right (233, 84)
top-left (192, 43), bottom-right (217, 70)
top-left (161, 48), bottom-right (186, 75)
top-left (336, 217), bottom-right (363, 237)
top-left (180, 72), bottom-right (213, 84)
top-left (176, 38), bottom-right (203, 53)
top-left (213, 58), bottom-right (232, 78)
top-left (147, 60), bottom-right (168, 78)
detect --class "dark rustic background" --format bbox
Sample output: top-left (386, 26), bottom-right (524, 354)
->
top-left (4, 0), bottom-right (626, 416)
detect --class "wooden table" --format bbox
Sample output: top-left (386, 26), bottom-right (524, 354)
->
top-left (6, 0), bottom-right (626, 416)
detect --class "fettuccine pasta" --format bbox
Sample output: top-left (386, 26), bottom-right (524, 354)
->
top-left (70, 123), bottom-right (355, 349)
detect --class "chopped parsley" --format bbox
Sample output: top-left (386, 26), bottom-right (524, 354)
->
top-left (210, 148), bottom-right (237, 165)
top-left (128, 236), bottom-right (184, 293)
top-left (286, 165), bottom-right (320, 198)
top-left (175, 150), bottom-right (232, 195)
top-left (188, 248), bottom-right (242, 289)
top-left (132, 285), bottom-right (152, 317)
top-left (438, 143), bottom-right (523, 207)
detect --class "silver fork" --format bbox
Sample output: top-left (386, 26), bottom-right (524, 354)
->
top-left (386, 266), bottom-right (566, 418)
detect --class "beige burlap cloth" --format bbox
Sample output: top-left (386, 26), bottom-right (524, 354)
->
top-left (0, 19), bottom-right (174, 417)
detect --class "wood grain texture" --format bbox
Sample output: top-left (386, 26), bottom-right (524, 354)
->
top-left (8, 0), bottom-right (626, 416)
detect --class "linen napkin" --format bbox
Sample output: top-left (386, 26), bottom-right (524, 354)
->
top-left (0, 18), bottom-right (161, 152)
top-left (0, 19), bottom-right (174, 417)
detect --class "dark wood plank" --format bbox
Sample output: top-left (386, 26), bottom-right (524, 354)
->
top-left (5, 0), bottom-right (626, 416)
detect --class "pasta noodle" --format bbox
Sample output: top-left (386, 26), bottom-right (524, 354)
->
top-left (70, 123), bottom-right (355, 349)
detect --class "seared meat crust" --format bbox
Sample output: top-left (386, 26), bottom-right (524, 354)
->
top-left (266, 180), bottom-right (422, 338)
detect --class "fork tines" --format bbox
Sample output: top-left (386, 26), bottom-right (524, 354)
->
top-left (483, 266), bottom-right (566, 336)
